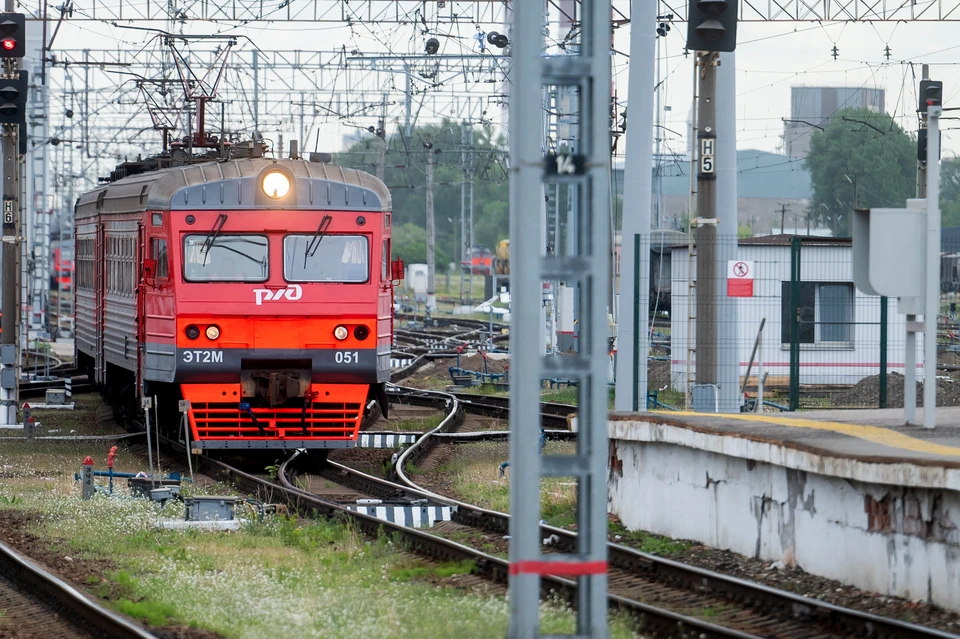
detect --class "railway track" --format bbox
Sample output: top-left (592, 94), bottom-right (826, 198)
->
top-left (381, 387), bottom-right (955, 639)
top-left (0, 540), bottom-right (155, 639)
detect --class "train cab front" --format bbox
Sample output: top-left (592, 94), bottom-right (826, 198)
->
top-left (160, 162), bottom-right (393, 451)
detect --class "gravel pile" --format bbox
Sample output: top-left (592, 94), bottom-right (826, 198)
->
top-left (648, 359), bottom-right (671, 390)
top-left (833, 372), bottom-right (960, 407)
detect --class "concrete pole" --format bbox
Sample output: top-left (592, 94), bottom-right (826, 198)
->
top-left (925, 103), bottom-right (942, 428)
top-left (460, 121), bottom-right (467, 301)
top-left (425, 140), bottom-right (437, 311)
top-left (715, 51), bottom-right (740, 413)
top-left (613, 0), bottom-right (655, 412)
top-left (694, 53), bottom-right (719, 398)
top-left (907, 64), bottom-right (930, 425)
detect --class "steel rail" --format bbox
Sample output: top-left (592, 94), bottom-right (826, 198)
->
top-left (0, 540), bottom-right (157, 639)
top-left (256, 446), bottom-right (761, 638)
top-left (393, 389), bottom-right (960, 639)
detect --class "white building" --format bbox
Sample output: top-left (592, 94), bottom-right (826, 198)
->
top-left (669, 236), bottom-right (921, 390)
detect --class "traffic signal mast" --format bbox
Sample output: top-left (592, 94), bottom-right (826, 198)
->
top-left (686, 0), bottom-right (737, 410)
top-left (0, 10), bottom-right (24, 428)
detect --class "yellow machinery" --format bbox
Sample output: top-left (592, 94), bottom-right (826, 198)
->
top-left (494, 239), bottom-right (510, 275)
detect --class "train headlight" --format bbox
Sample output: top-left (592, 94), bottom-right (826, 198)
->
top-left (334, 325), bottom-right (349, 341)
top-left (262, 170), bottom-right (291, 199)
top-left (185, 325), bottom-right (200, 340)
top-left (354, 325), bottom-right (369, 340)
top-left (205, 325), bottom-right (221, 340)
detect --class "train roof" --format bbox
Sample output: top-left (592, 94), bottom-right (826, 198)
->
top-left (75, 158), bottom-right (391, 219)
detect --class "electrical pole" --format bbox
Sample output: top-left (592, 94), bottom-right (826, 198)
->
top-left (613, 0), bottom-right (655, 412)
top-left (509, 0), bottom-right (611, 634)
top-left (424, 139), bottom-right (436, 311)
top-left (460, 121), bottom-right (467, 301)
top-left (779, 202), bottom-right (789, 232)
top-left (715, 50), bottom-right (740, 414)
top-left (924, 83), bottom-right (942, 428)
top-left (694, 51), bottom-right (719, 402)
top-left (905, 64), bottom-right (931, 425)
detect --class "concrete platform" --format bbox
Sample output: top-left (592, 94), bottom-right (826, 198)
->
top-left (607, 408), bottom-right (960, 612)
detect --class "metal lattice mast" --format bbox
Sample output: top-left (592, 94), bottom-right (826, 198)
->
top-left (509, 0), bottom-right (610, 635)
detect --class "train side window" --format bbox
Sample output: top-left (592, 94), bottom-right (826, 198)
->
top-left (384, 213), bottom-right (391, 228)
top-left (151, 238), bottom-right (169, 279)
top-left (381, 239), bottom-right (389, 281)
top-left (152, 213), bottom-right (162, 227)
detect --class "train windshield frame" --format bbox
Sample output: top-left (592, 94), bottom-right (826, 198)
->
top-left (182, 234), bottom-right (269, 282)
top-left (283, 234), bottom-right (369, 283)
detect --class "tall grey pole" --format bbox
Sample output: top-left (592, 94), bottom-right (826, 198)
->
top-left (468, 126), bottom-right (475, 299)
top-left (508, 0), bottom-right (544, 631)
top-left (924, 102), bottom-right (941, 428)
top-left (613, 0), bottom-right (655, 412)
top-left (715, 51), bottom-right (740, 412)
top-left (460, 121), bottom-right (468, 300)
top-left (510, 0), bottom-right (610, 634)
top-left (906, 64), bottom-right (930, 425)
top-left (424, 140), bottom-right (436, 311)
top-left (694, 52), bottom-right (719, 399)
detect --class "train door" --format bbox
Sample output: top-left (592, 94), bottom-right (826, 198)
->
top-left (95, 222), bottom-right (106, 384)
top-left (136, 223), bottom-right (146, 394)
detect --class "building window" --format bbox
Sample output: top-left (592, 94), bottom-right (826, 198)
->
top-left (781, 282), bottom-right (854, 345)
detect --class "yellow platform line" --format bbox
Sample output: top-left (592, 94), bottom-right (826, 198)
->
top-left (667, 411), bottom-right (960, 458)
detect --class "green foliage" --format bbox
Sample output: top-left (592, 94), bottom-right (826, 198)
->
top-left (334, 121), bottom-right (509, 265)
top-left (805, 108), bottom-right (916, 236)
top-left (264, 460), bottom-right (280, 480)
top-left (112, 599), bottom-right (178, 626)
top-left (387, 559), bottom-right (476, 583)
top-left (942, 158), bottom-right (960, 228)
top-left (737, 225), bottom-right (753, 239)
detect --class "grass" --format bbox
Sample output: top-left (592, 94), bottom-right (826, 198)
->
top-left (392, 413), bottom-right (447, 432)
top-left (436, 441), bottom-right (579, 529)
top-left (608, 521), bottom-right (694, 557)
top-left (387, 559), bottom-right (476, 583)
top-left (0, 482), bottom-right (641, 639)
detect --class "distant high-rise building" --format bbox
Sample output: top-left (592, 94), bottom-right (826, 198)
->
top-left (783, 86), bottom-right (885, 158)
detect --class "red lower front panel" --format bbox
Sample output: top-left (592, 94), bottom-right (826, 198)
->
top-left (180, 383), bottom-right (367, 449)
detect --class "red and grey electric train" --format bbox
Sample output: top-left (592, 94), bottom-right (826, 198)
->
top-left (74, 157), bottom-right (401, 450)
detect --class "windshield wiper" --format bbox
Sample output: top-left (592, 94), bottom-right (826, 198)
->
top-left (199, 213), bottom-right (228, 266)
top-left (304, 214), bottom-right (332, 268)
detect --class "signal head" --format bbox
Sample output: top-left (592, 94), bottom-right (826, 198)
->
top-left (0, 14), bottom-right (24, 58)
top-left (686, 0), bottom-right (737, 52)
top-left (425, 37), bottom-right (440, 55)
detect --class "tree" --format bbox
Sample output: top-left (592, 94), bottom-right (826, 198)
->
top-left (333, 120), bottom-right (509, 265)
top-left (805, 108), bottom-right (916, 237)
top-left (942, 158), bottom-right (960, 229)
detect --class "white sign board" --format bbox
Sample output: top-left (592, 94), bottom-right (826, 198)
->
top-left (727, 260), bottom-right (755, 297)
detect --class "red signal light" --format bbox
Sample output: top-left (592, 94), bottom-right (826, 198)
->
top-left (1, 39), bottom-right (14, 51)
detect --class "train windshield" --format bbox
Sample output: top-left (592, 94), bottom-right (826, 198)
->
top-left (284, 235), bottom-right (369, 283)
top-left (183, 234), bottom-right (269, 282)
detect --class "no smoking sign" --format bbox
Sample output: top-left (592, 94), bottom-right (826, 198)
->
top-left (727, 260), bottom-right (755, 297)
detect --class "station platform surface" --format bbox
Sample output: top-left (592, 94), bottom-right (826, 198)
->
top-left (609, 407), bottom-right (960, 489)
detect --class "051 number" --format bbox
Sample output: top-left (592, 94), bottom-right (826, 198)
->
top-left (335, 351), bottom-right (359, 364)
